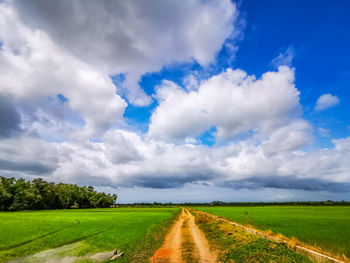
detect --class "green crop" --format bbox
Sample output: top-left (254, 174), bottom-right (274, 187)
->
top-left (195, 206), bottom-right (350, 258)
top-left (0, 207), bottom-right (180, 262)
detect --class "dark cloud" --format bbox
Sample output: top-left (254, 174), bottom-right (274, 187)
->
top-left (224, 176), bottom-right (350, 192)
top-left (0, 94), bottom-right (22, 138)
top-left (125, 169), bottom-right (218, 189)
top-left (132, 177), bottom-right (190, 189)
top-left (0, 135), bottom-right (59, 177)
top-left (0, 159), bottom-right (55, 175)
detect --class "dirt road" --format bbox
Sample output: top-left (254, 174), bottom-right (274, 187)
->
top-left (150, 208), bottom-right (217, 263)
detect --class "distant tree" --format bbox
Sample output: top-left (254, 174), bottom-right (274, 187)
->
top-left (0, 176), bottom-right (117, 211)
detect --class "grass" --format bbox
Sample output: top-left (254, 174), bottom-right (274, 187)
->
top-left (181, 218), bottom-right (196, 263)
top-left (195, 206), bottom-right (350, 258)
top-left (192, 210), bottom-right (313, 263)
top-left (0, 207), bottom-right (180, 263)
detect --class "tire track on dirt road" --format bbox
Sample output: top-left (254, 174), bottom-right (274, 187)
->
top-left (150, 208), bottom-right (217, 263)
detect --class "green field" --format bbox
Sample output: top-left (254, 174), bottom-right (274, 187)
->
top-left (195, 206), bottom-right (350, 258)
top-left (0, 207), bottom-right (180, 263)
top-left (192, 210), bottom-right (313, 263)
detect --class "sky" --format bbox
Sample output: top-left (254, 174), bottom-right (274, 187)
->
top-left (0, 0), bottom-right (349, 203)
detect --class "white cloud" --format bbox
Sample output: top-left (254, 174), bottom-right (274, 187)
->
top-left (1, 129), bottom-right (349, 194)
top-left (0, 0), bottom-right (240, 138)
top-left (261, 120), bottom-right (313, 155)
top-left (149, 66), bottom-right (301, 141)
top-left (11, 0), bottom-right (238, 106)
top-left (183, 74), bottom-right (200, 91)
top-left (315, 93), bottom-right (339, 111)
top-left (0, 3), bottom-right (127, 137)
top-left (103, 130), bottom-right (144, 164)
top-left (185, 137), bottom-right (198, 144)
top-left (50, 133), bottom-right (350, 191)
top-left (49, 131), bottom-right (221, 188)
top-left (272, 46), bottom-right (295, 67)
top-left (0, 1), bottom-right (349, 201)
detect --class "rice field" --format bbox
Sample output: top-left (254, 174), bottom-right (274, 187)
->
top-left (195, 206), bottom-right (350, 258)
top-left (1, 206), bottom-right (349, 262)
top-left (0, 207), bottom-right (180, 263)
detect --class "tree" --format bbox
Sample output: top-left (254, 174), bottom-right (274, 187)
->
top-left (0, 176), bottom-right (118, 211)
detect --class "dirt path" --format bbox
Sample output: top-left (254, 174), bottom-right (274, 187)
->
top-left (150, 208), bottom-right (217, 263)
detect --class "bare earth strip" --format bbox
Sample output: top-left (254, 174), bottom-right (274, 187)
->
top-left (150, 208), bottom-right (217, 263)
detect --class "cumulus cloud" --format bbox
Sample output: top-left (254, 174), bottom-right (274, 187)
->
top-left (261, 120), bottom-right (313, 155)
top-left (315, 93), bottom-right (339, 111)
top-left (49, 131), bottom-right (220, 188)
top-left (183, 73), bottom-right (200, 91)
top-left (0, 0), bottom-right (240, 138)
top-left (149, 66), bottom-right (301, 141)
top-left (1, 126), bottom-right (349, 193)
top-left (11, 0), bottom-right (238, 106)
top-left (0, 0), bottom-right (349, 200)
top-left (103, 130), bottom-right (144, 164)
top-left (42, 132), bottom-right (350, 191)
top-left (0, 3), bottom-right (127, 137)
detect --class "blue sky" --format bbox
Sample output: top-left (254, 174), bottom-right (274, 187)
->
top-left (0, 0), bottom-right (349, 202)
top-left (122, 0), bottom-right (350, 147)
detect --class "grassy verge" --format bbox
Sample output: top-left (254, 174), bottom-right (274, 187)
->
top-left (181, 218), bottom-right (196, 263)
top-left (195, 206), bottom-right (350, 258)
top-left (191, 210), bottom-right (313, 263)
top-left (127, 208), bottom-right (181, 263)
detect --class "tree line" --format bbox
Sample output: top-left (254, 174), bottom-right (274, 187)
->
top-left (0, 176), bottom-right (117, 211)
top-left (200, 200), bottom-right (350, 206)
top-left (116, 200), bottom-right (350, 207)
